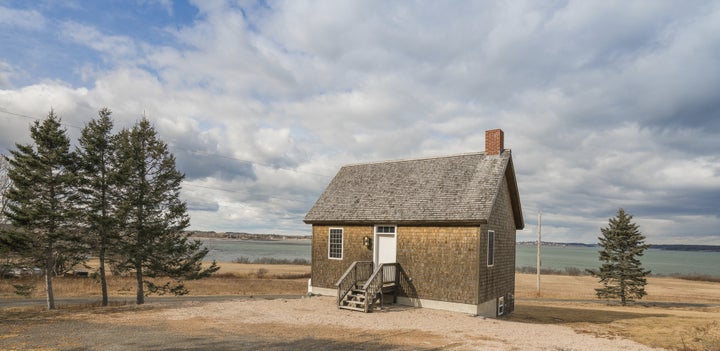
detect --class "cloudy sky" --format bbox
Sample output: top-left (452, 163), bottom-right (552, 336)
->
top-left (1, 1), bottom-right (719, 244)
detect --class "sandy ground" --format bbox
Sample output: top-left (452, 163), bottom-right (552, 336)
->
top-left (0, 295), bottom-right (662, 351)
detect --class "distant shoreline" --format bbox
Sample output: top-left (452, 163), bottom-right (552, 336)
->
top-left (198, 236), bottom-right (311, 243)
top-left (190, 233), bottom-right (719, 252)
top-left (517, 241), bottom-right (720, 252)
top-left (188, 231), bottom-right (311, 241)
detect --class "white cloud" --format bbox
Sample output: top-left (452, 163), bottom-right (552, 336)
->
top-left (0, 6), bottom-right (45, 30)
top-left (139, 0), bottom-right (174, 15)
top-left (0, 61), bottom-right (14, 89)
top-left (1, 1), bottom-right (720, 241)
top-left (59, 21), bottom-right (138, 61)
top-left (0, 82), bottom-right (92, 150)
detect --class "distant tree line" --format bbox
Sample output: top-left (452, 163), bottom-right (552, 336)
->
top-left (188, 231), bottom-right (311, 240)
top-left (516, 241), bottom-right (720, 252)
top-left (650, 244), bottom-right (720, 252)
top-left (232, 256), bottom-right (310, 265)
top-left (0, 108), bottom-right (218, 310)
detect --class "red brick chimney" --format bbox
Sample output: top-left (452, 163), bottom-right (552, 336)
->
top-left (485, 129), bottom-right (504, 155)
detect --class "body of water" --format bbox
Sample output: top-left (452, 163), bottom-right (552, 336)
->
top-left (200, 238), bottom-right (720, 277)
top-left (201, 238), bottom-right (311, 263)
top-left (517, 245), bottom-right (720, 276)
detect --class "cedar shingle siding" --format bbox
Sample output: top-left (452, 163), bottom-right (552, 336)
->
top-left (396, 226), bottom-right (480, 303)
top-left (305, 148), bottom-right (523, 316)
top-left (311, 225), bottom-right (374, 287)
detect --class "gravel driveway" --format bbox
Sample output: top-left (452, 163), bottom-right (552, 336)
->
top-left (1, 296), bottom-right (662, 350)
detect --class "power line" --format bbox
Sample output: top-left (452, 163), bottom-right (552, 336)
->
top-left (181, 182), bottom-right (313, 204)
top-left (170, 146), bottom-right (334, 179)
top-left (1, 108), bottom-right (332, 231)
top-left (0, 107), bottom-right (84, 130)
top-left (0, 107), bottom-right (336, 179)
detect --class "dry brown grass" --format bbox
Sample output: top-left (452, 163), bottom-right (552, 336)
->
top-left (512, 273), bottom-right (720, 350)
top-left (515, 273), bottom-right (720, 304)
top-left (0, 262), bottom-right (310, 299)
top-left (204, 262), bottom-right (310, 277)
top-left (1, 266), bottom-right (718, 350)
top-left (510, 301), bottom-right (720, 350)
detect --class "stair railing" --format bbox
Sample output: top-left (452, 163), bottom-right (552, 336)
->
top-left (335, 261), bottom-right (373, 305)
top-left (361, 263), bottom-right (399, 312)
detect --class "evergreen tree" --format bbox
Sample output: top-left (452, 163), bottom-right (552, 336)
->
top-left (114, 117), bottom-right (218, 305)
top-left (3, 110), bottom-right (81, 310)
top-left (591, 208), bottom-right (651, 305)
top-left (76, 107), bottom-right (118, 306)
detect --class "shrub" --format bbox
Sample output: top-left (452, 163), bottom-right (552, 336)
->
top-left (676, 274), bottom-right (720, 283)
top-left (232, 256), bottom-right (310, 265)
top-left (516, 266), bottom-right (589, 276)
top-left (275, 272), bottom-right (311, 279)
top-left (564, 267), bottom-right (584, 276)
top-left (232, 256), bottom-right (251, 264)
top-left (13, 283), bottom-right (35, 297)
top-left (255, 268), bottom-right (268, 278)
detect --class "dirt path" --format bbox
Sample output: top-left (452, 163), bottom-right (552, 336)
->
top-left (1, 296), bottom-right (662, 350)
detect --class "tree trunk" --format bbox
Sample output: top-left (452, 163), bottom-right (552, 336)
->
top-left (99, 245), bottom-right (108, 306)
top-left (45, 254), bottom-right (55, 310)
top-left (135, 261), bottom-right (144, 305)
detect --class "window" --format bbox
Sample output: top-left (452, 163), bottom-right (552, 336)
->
top-left (328, 228), bottom-right (343, 259)
top-left (487, 230), bottom-right (495, 266)
top-left (375, 225), bottom-right (396, 234)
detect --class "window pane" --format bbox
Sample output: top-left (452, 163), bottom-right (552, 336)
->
top-left (487, 231), bottom-right (495, 266)
top-left (329, 229), bottom-right (343, 259)
top-left (375, 226), bottom-right (396, 234)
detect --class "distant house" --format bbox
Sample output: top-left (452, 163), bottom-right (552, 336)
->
top-left (303, 129), bottom-right (524, 317)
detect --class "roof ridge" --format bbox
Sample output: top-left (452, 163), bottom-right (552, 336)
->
top-left (343, 151), bottom-right (499, 167)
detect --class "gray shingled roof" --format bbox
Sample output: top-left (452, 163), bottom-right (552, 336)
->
top-left (304, 151), bottom-right (524, 229)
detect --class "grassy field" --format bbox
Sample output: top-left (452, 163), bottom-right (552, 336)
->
top-left (0, 262), bottom-right (311, 298)
top-left (512, 273), bottom-right (720, 350)
top-left (1, 264), bottom-right (718, 350)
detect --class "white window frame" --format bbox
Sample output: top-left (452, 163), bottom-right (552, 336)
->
top-left (487, 230), bottom-right (495, 267)
top-left (374, 225), bottom-right (396, 235)
top-left (328, 228), bottom-right (344, 260)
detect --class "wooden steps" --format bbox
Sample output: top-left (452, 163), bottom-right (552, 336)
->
top-left (336, 262), bottom-right (399, 313)
top-left (338, 284), bottom-right (397, 312)
top-left (338, 289), bottom-right (368, 312)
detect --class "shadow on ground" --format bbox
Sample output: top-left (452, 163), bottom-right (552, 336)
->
top-left (120, 337), bottom-right (446, 351)
top-left (0, 306), bottom-right (449, 351)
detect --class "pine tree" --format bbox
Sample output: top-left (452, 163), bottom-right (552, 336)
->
top-left (591, 208), bottom-right (651, 305)
top-left (3, 110), bottom-right (81, 310)
top-left (76, 107), bottom-right (118, 306)
top-left (114, 117), bottom-right (218, 305)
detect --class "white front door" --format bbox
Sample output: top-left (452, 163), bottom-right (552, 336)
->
top-left (375, 233), bottom-right (397, 266)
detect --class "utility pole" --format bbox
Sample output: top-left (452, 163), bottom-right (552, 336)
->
top-left (536, 211), bottom-right (542, 296)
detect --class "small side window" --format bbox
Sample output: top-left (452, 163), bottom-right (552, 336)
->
top-left (328, 228), bottom-right (343, 260)
top-left (498, 296), bottom-right (505, 316)
top-left (487, 230), bottom-right (495, 266)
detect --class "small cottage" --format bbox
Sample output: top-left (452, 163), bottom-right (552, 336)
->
top-left (303, 129), bottom-right (523, 317)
